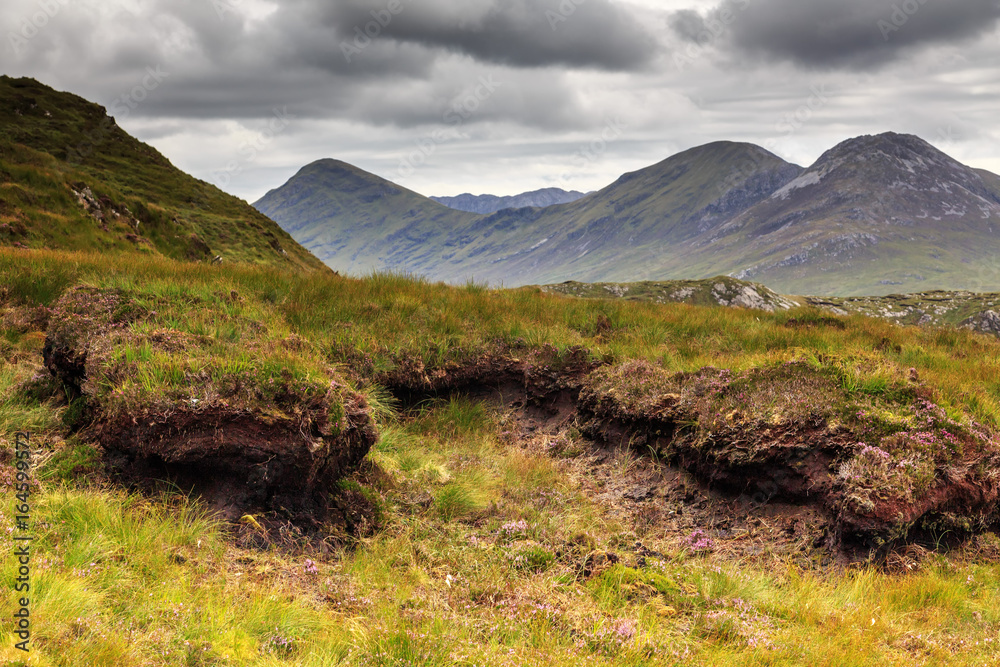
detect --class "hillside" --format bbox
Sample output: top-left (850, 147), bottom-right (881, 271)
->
top-left (431, 187), bottom-right (588, 214)
top-left (719, 133), bottom-right (1000, 295)
top-left (542, 276), bottom-right (798, 312)
top-left (258, 133), bottom-right (1000, 295)
top-left (254, 159), bottom-right (479, 276)
top-left (543, 276), bottom-right (1000, 339)
top-left (0, 76), bottom-right (326, 272)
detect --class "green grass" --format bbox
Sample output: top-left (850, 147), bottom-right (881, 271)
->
top-left (3, 248), bottom-right (1000, 664)
top-left (0, 76), bottom-right (327, 273)
top-left (3, 247), bottom-right (1000, 427)
top-left (2, 399), bottom-right (1000, 665)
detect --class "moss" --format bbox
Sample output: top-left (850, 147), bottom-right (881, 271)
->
top-left (61, 396), bottom-right (90, 430)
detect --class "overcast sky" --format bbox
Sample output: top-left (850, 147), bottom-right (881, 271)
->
top-left (3, 0), bottom-right (999, 202)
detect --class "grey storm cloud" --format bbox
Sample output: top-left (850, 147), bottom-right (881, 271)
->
top-left (322, 0), bottom-right (659, 71)
top-left (670, 0), bottom-right (1000, 69)
top-left (0, 0), bottom-right (654, 127)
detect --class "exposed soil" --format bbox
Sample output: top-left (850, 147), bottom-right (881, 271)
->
top-left (380, 352), bottom-right (1000, 560)
top-left (41, 287), bottom-right (379, 529)
top-left (92, 393), bottom-right (377, 524)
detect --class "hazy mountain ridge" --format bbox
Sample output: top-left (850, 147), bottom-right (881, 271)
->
top-left (256, 132), bottom-right (1000, 296)
top-left (256, 142), bottom-right (803, 286)
top-left (431, 187), bottom-right (589, 214)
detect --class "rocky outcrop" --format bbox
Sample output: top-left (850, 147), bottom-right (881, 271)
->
top-left (711, 281), bottom-right (797, 312)
top-left (961, 310), bottom-right (1000, 336)
top-left (544, 277), bottom-right (798, 313)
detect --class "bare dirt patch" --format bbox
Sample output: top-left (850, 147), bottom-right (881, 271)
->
top-left (380, 352), bottom-right (1000, 559)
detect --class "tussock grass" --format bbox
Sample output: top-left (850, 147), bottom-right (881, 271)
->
top-left (3, 248), bottom-right (999, 427)
top-left (2, 248), bottom-right (1000, 664)
top-left (1, 401), bottom-right (999, 664)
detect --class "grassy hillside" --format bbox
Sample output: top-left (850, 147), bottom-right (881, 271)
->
top-left (543, 277), bottom-right (798, 312)
top-left (544, 277), bottom-right (1000, 338)
top-left (3, 248), bottom-right (1000, 665)
top-left (0, 76), bottom-right (326, 272)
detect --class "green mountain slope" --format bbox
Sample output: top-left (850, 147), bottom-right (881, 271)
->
top-left (254, 159), bottom-right (478, 276)
top-left (256, 142), bottom-right (802, 284)
top-left (0, 76), bottom-right (326, 272)
top-left (446, 142), bottom-right (802, 284)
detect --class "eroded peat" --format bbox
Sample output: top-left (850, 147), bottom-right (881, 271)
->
top-left (376, 351), bottom-right (1000, 560)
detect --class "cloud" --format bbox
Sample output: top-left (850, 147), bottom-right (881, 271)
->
top-left (0, 0), bottom-right (655, 129)
top-left (2, 0), bottom-right (999, 204)
top-left (670, 0), bottom-right (1000, 69)
top-left (320, 0), bottom-right (659, 71)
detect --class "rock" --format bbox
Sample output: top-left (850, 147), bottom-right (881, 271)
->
top-left (960, 310), bottom-right (1000, 336)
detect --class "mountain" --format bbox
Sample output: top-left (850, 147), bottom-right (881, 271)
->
top-left (714, 133), bottom-right (1000, 295)
top-left (0, 76), bottom-right (326, 272)
top-left (255, 132), bottom-right (1000, 296)
top-left (256, 142), bottom-right (802, 285)
top-left (431, 187), bottom-right (588, 214)
top-left (253, 159), bottom-right (478, 276)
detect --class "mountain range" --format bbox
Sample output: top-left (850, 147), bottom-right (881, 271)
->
top-left (431, 188), bottom-right (588, 214)
top-left (4, 76), bottom-right (1000, 298)
top-left (256, 133), bottom-right (1000, 296)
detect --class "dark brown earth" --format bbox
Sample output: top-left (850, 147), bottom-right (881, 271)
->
top-left (376, 351), bottom-right (1000, 558)
top-left (91, 393), bottom-right (377, 524)
top-left (41, 287), bottom-right (379, 526)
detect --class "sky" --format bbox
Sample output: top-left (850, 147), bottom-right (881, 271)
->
top-left (2, 0), bottom-right (1000, 203)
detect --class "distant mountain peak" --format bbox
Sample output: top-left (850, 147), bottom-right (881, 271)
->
top-left (816, 131), bottom-right (954, 169)
top-left (431, 187), bottom-right (588, 214)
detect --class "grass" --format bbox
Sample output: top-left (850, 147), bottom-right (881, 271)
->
top-left (0, 76), bottom-right (326, 273)
top-left (2, 398), bottom-right (1000, 665)
top-left (2, 247), bottom-right (1000, 664)
top-left (3, 248), bottom-right (998, 426)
